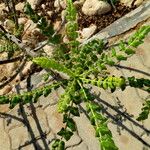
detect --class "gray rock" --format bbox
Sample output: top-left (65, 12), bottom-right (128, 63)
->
top-left (9, 126), bottom-right (31, 149)
top-left (0, 119), bottom-right (11, 150)
top-left (74, 113), bottom-right (100, 150)
top-left (82, 0), bottom-right (150, 44)
top-left (44, 105), bottom-right (64, 133)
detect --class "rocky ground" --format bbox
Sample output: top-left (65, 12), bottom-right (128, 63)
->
top-left (0, 0), bottom-right (150, 150)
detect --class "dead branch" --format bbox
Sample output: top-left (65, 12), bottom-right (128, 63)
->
top-left (0, 55), bottom-right (24, 65)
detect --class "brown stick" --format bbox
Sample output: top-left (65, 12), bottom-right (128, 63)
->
top-left (131, 0), bottom-right (138, 7)
top-left (11, 0), bottom-right (19, 29)
top-left (0, 55), bottom-right (24, 65)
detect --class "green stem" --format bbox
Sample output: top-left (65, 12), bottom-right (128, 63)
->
top-left (77, 80), bottom-right (102, 148)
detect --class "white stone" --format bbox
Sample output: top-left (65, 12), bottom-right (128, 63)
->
top-left (120, 0), bottom-right (143, 7)
top-left (22, 61), bottom-right (33, 76)
top-left (0, 85), bottom-right (12, 95)
top-left (15, 2), bottom-right (25, 11)
top-left (135, 0), bottom-right (144, 6)
top-left (18, 17), bottom-right (28, 25)
top-left (15, 61), bottom-right (33, 82)
top-left (6, 62), bottom-right (17, 74)
top-left (22, 19), bottom-right (37, 40)
top-left (79, 24), bottom-right (97, 41)
top-left (0, 52), bottom-right (7, 59)
top-left (41, 4), bottom-right (46, 9)
top-left (53, 20), bottom-right (61, 31)
top-left (27, 0), bottom-right (43, 9)
top-left (0, 104), bottom-right (9, 113)
top-left (82, 0), bottom-right (111, 16)
top-left (43, 45), bottom-right (55, 57)
top-left (0, 3), bottom-right (5, 17)
top-left (74, 0), bottom-right (85, 8)
top-left (25, 20), bottom-right (36, 31)
top-left (63, 35), bottom-right (69, 43)
top-left (24, 19), bottom-right (37, 31)
top-left (47, 11), bottom-right (53, 18)
top-left (61, 10), bottom-right (67, 22)
top-left (4, 19), bottom-right (15, 30)
top-left (54, 0), bottom-right (66, 9)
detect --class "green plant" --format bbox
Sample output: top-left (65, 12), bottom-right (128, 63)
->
top-left (0, 0), bottom-right (150, 150)
top-left (137, 99), bottom-right (150, 121)
top-left (0, 22), bottom-right (23, 58)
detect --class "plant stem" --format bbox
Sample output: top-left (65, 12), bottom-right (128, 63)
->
top-left (11, 0), bottom-right (19, 29)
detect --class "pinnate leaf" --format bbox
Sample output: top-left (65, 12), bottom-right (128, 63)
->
top-left (33, 57), bottom-right (74, 77)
